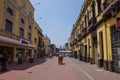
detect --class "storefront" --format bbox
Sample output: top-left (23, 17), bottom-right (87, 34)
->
top-left (0, 36), bottom-right (37, 63)
top-left (16, 48), bottom-right (25, 60)
top-left (110, 26), bottom-right (120, 73)
top-left (0, 46), bottom-right (14, 63)
top-left (26, 49), bottom-right (32, 60)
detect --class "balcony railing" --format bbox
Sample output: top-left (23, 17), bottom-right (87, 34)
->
top-left (81, 28), bottom-right (86, 36)
top-left (38, 42), bottom-right (44, 47)
top-left (77, 34), bottom-right (82, 41)
top-left (87, 17), bottom-right (96, 32)
top-left (70, 38), bottom-right (77, 46)
top-left (102, 0), bottom-right (120, 17)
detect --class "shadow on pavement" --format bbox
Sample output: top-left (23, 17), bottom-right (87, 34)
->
top-left (0, 57), bottom-right (47, 74)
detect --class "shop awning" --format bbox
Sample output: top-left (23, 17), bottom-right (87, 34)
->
top-left (0, 36), bottom-right (37, 48)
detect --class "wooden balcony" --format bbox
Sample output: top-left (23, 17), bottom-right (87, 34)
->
top-left (70, 39), bottom-right (77, 46)
top-left (102, 0), bottom-right (120, 17)
top-left (81, 28), bottom-right (87, 38)
top-left (77, 34), bottom-right (82, 41)
top-left (87, 17), bottom-right (96, 32)
top-left (38, 42), bottom-right (44, 47)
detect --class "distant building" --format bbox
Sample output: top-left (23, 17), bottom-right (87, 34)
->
top-left (42, 35), bottom-right (51, 55)
top-left (49, 44), bottom-right (57, 56)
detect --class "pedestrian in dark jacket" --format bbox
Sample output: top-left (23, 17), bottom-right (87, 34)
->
top-left (0, 51), bottom-right (8, 72)
top-left (0, 51), bottom-right (3, 64)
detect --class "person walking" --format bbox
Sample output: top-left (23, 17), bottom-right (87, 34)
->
top-left (49, 53), bottom-right (52, 59)
top-left (0, 51), bottom-right (8, 72)
top-left (0, 51), bottom-right (3, 65)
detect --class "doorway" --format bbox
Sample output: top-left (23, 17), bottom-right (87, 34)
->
top-left (93, 35), bottom-right (98, 64)
top-left (111, 26), bottom-right (120, 73)
top-left (99, 31), bottom-right (104, 67)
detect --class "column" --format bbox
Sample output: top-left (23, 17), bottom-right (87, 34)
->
top-left (13, 47), bottom-right (17, 62)
top-left (32, 49), bottom-right (34, 58)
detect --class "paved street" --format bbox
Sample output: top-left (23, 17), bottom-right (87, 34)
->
top-left (0, 57), bottom-right (120, 80)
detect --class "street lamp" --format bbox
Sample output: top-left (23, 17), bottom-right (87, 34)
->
top-left (33, 3), bottom-right (40, 6)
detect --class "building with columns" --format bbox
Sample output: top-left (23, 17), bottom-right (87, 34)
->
top-left (70, 0), bottom-right (120, 73)
top-left (0, 0), bottom-right (44, 62)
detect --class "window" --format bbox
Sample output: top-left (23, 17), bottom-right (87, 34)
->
top-left (5, 19), bottom-right (13, 33)
top-left (34, 38), bottom-right (37, 44)
top-left (19, 28), bottom-right (24, 38)
top-left (28, 33), bottom-right (31, 40)
top-left (103, 0), bottom-right (111, 9)
top-left (97, 0), bottom-right (102, 13)
top-left (85, 15), bottom-right (87, 27)
top-left (35, 26), bottom-right (37, 30)
top-left (87, 11), bottom-right (89, 21)
top-left (7, 7), bottom-right (13, 15)
top-left (21, 18), bottom-right (25, 24)
top-left (92, 1), bottom-right (95, 17)
top-left (29, 11), bottom-right (33, 17)
top-left (28, 25), bottom-right (31, 32)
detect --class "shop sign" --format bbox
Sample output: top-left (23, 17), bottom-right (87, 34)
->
top-left (22, 40), bottom-right (28, 44)
top-left (116, 17), bottom-right (120, 30)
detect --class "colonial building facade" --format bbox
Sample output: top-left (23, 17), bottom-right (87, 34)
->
top-left (0, 0), bottom-right (44, 62)
top-left (70, 0), bottom-right (120, 73)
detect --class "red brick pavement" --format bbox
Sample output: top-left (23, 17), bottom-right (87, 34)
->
top-left (0, 57), bottom-right (78, 80)
top-left (0, 57), bottom-right (120, 80)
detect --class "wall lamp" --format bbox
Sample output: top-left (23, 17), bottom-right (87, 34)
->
top-left (110, 5), bottom-right (120, 30)
top-left (110, 5), bottom-right (117, 18)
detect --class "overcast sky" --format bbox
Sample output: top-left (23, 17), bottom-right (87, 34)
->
top-left (30, 0), bottom-right (84, 47)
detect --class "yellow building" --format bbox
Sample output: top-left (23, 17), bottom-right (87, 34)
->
top-left (43, 35), bottom-right (51, 55)
top-left (70, 0), bottom-right (120, 73)
top-left (33, 22), bottom-right (44, 58)
top-left (37, 25), bottom-right (44, 58)
top-left (0, 0), bottom-right (44, 62)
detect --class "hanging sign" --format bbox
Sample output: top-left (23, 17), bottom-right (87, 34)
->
top-left (116, 17), bottom-right (120, 30)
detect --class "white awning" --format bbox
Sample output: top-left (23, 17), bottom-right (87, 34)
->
top-left (0, 36), bottom-right (36, 48)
